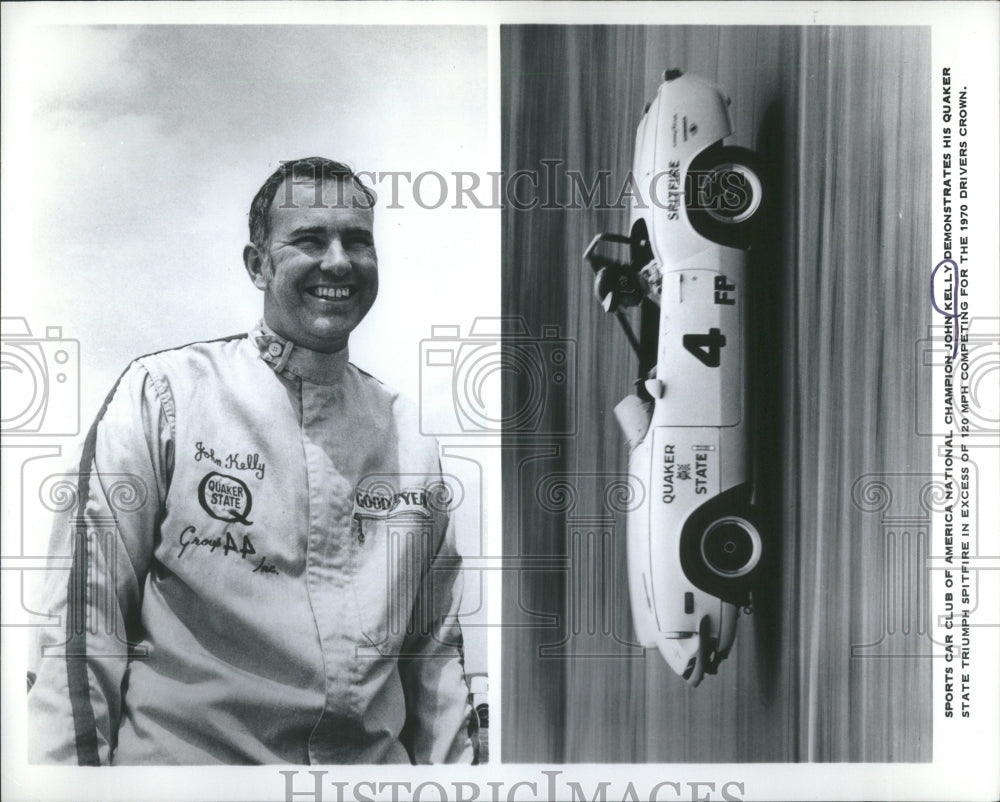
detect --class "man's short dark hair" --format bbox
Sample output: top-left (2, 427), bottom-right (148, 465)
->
top-left (248, 157), bottom-right (377, 249)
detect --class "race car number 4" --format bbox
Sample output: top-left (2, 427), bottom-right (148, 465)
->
top-left (682, 327), bottom-right (726, 367)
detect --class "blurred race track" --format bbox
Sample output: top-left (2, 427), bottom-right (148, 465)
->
top-left (501, 26), bottom-right (932, 762)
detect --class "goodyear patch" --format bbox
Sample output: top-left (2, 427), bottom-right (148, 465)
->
top-left (353, 487), bottom-right (434, 520)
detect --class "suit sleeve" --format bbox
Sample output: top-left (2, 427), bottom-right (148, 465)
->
top-left (27, 361), bottom-right (172, 765)
top-left (397, 484), bottom-right (478, 764)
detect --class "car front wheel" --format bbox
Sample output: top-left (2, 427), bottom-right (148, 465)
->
top-left (679, 484), bottom-right (764, 604)
top-left (699, 515), bottom-right (762, 581)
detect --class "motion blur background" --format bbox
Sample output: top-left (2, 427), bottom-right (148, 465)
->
top-left (502, 25), bottom-right (933, 762)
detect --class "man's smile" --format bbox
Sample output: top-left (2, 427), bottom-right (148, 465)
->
top-left (307, 286), bottom-right (354, 300)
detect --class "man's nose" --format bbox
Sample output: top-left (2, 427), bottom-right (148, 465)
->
top-left (319, 240), bottom-right (351, 275)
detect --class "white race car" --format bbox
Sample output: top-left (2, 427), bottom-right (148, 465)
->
top-left (585, 69), bottom-right (766, 686)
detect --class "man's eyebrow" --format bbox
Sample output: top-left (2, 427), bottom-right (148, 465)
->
top-left (341, 226), bottom-right (374, 238)
top-left (285, 225), bottom-right (373, 238)
top-left (286, 225), bottom-right (327, 237)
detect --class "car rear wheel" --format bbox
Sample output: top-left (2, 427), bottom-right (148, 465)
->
top-left (686, 145), bottom-right (766, 248)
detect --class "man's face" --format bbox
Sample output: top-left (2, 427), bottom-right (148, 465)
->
top-left (245, 178), bottom-right (378, 353)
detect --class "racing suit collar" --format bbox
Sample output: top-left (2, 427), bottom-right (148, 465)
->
top-left (252, 321), bottom-right (349, 385)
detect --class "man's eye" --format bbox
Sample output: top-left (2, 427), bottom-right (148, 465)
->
top-left (295, 236), bottom-right (323, 249)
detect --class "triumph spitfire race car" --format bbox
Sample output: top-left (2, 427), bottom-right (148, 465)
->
top-left (585, 70), bottom-right (766, 686)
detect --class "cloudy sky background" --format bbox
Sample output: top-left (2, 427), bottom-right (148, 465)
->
top-left (2, 23), bottom-right (493, 669)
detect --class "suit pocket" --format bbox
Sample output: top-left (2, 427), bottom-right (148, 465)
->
top-left (350, 514), bottom-right (436, 650)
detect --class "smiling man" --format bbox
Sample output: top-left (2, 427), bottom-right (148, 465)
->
top-left (244, 160), bottom-right (380, 353)
top-left (27, 157), bottom-right (478, 765)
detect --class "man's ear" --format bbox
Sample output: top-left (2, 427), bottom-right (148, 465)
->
top-left (243, 243), bottom-right (269, 290)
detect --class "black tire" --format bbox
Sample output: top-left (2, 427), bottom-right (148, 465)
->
top-left (679, 484), bottom-right (764, 604)
top-left (698, 514), bottom-right (763, 583)
top-left (685, 145), bottom-right (766, 249)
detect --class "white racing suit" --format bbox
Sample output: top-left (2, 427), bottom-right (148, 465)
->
top-left (27, 323), bottom-right (476, 765)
